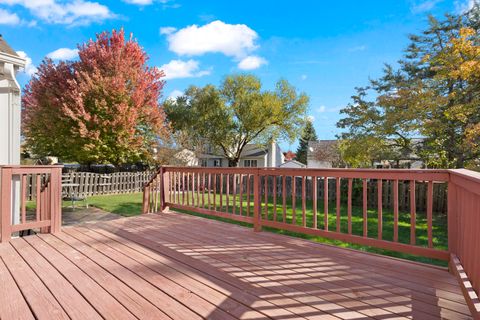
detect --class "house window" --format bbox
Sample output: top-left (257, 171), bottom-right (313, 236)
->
top-left (213, 159), bottom-right (221, 167)
top-left (200, 159), bottom-right (208, 167)
top-left (244, 159), bottom-right (257, 167)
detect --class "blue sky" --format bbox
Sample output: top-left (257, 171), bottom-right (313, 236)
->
top-left (0, 0), bottom-right (473, 151)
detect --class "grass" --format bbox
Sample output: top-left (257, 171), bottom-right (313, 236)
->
top-left (39, 191), bottom-right (448, 266)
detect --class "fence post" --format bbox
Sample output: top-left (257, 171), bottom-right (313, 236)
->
top-left (447, 180), bottom-right (458, 258)
top-left (0, 168), bottom-right (12, 243)
top-left (253, 169), bottom-right (262, 232)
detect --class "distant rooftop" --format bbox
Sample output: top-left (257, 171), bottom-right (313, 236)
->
top-left (0, 35), bottom-right (20, 57)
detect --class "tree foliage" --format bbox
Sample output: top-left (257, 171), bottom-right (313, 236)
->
top-left (22, 29), bottom-right (168, 165)
top-left (165, 74), bottom-right (309, 166)
top-left (337, 6), bottom-right (480, 169)
top-left (295, 120), bottom-right (318, 164)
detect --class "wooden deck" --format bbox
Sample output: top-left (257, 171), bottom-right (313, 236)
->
top-left (0, 211), bottom-right (472, 320)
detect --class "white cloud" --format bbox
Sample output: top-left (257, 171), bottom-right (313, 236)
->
top-left (317, 105), bottom-right (326, 113)
top-left (411, 0), bottom-right (440, 13)
top-left (16, 51), bottom-right (37, 76)
top-left (348, 45), bottom-right (367, 52)
top-left (123, 0), bottom-right (153, 4)
top-left (0, 8), bottom-right (20, 24)
top-left (167, 89), bottom-right (183, 101)
top-left (159, 59), bottom-right (210, 80)
top-left (47, 47), bottom-right (79, 60)
top-left (237, 55), bottom-right (267, 70)
top-left (300, 74), bottom-right (307, 81)
top-left (0, 0), bottom-right (116, 25)
top-left (160, 26), bottom-right (176, 35)
top-left (123, 0), bottom-right (174, 6)
top-left (163, 20), bottom-right (259, 58)
top-left (455, 0), bottom-right (478, 13)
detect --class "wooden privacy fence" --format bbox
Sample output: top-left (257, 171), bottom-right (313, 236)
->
top-left (0, 165), bottom-right (63, 243)
top-left (144, 166), bottom-right (480, 318)
top-left (25, 171), bottom-right (154, 199)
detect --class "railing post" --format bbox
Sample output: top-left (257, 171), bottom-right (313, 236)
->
top-left (253, 169), bottom-right (262, 232)
top-left (160, 167), bottom-right (169, 213)
top-left (50, 168), bottom-right (62, 233)
top-left (447, 180), bottom-right (458, 258)
top-left (0, 167), bottom-right (12, 243)
top-left (143, 185), bottom-right (150, 214)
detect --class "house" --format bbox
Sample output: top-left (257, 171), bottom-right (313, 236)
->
top-left (307, 139), bottom-right (425, 169)
top-left (178, 141), bottom-right (285, 167)
top-left (0, 35), bottom-right (26, 226)
top-left (0, 35), bottom-right (25, 165)
top-left (279, 160), bottom-right (306, 168)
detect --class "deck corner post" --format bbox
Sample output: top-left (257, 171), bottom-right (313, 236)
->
top-left (160, 166), bottom-right (169, 213)
top-left (142, 185), bottom-right (150, 214)
top-left (0, 167), bottom-right (12, 243)
top-left (253, 168), bottom-right (262, 232)
top-left (447, 179), bottom-right (458, 263)
top-left (51, 167), bottom-right (62, 233)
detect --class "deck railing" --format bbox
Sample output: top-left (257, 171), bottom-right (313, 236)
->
top-left (0, 165), bottom-right (63, 242)
top-left (144, 166), bottom-right (480, 317)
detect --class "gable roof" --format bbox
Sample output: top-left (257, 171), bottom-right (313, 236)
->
top-left (0, 35), bottom-right (19, 57)
top-left (279, 160), bottom-right (306, 167)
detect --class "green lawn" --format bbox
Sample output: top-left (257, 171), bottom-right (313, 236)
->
top-left (54, 191), bottom-right (449, 266)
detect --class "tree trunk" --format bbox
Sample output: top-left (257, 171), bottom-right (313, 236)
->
top-left (228, 158), bottom-right (239, 167)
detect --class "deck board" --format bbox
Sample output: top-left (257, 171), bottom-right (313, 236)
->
top-left (0, 211), bottom-right (473, 320)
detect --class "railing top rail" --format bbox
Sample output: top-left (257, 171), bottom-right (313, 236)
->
top-left (162, 166), bottom-right (450, 181)
top-left (449, 168), bottom-right (480, 182)
top-left (0, 165), bottom-right (64, 168)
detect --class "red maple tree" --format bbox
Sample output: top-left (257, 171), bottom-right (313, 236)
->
top-left (22, 29), bottom-right (169, 165)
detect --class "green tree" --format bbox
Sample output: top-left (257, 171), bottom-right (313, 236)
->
top-left (165, 74), bottom-right (309, 167)
top-left (295, 120), bottom-right (318, 164)
top-left (337, 5), bottom-right (480, 169)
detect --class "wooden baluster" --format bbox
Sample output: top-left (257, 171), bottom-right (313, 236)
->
top-left (273, 175), bottom-right (277, 221)
top-left (213, 173), bottom-right (217, 211)
top-left (186, 173), bottom-right (190, 207)
top-left (427, 180), bottom-right (433, 248)
top-left (190, 172), bottom-right (193, 207)
top-left (196, 172), bottom-right (200, 207)
top-left (292, 176), bottom-right (296, 225)
top-left (348, 178), bottom-right (352, 234)
top-left (378, 179), bottom-right (383, 240)
top-left (208, 173), bottom-right (211, 210)
top-left (233, 174), bottom-right (237, 215)
top-left (253, 170), bottom-right (261, 232)
top-left (313, 176), bottom-right (317, 229)
top-left (410, 180), bottom-right (416, 245)
top-left (153, 177), bottom-right (158, 212)
top-left (363, 179), bottom-right (368, 237)
top-left (282, 175), bottom-right (287, 223)
top-left (302, 176), bottom-right (306, 227)
top-left (246, 174), bottom-right (250, 216)
top-left (393, 179), bottom-right (399, 242)
top-left (336, 177), bottom-right (341, 232)
top-left (182, 172), bottom-right (186, 205)
top-left (226, 174), bottom-right (230, 213)
top-left (36, 174), bottom-right (41, 221)
top-left (324, 177), bottom-right (329, 231)
top-left (220, 174), bottom-right (223, 211)
top-left (264, 175), bottom-right (268, 219)
top-left (21, 174), bottom-right (27, 224)
top-left (239, 174), bottom-right (243, 216)
top-left (201, 173), bottom-right (205, 208)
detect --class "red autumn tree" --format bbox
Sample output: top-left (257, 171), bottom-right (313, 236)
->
top-left (22, 29), bottom-right (168, 165)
